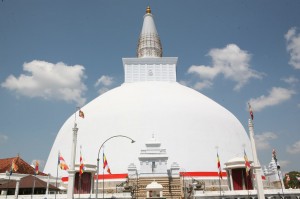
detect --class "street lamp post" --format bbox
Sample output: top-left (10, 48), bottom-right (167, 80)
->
top-left (95, 135), bottom-right (135, 199)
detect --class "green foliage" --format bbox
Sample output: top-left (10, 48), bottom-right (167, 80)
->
top-left (283, 171), bottom-right (300, 189)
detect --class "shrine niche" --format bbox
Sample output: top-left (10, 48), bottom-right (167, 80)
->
top-left (146, 181), bottom-right (163, 198)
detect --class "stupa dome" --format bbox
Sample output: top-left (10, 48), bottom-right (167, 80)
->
top-left (44, 81), bottom-right (252, 176)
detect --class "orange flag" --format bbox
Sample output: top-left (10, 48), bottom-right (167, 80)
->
top-left (58, 152), bottom-right (69, 170)
top-left (35, 161), bottom-right (39, 175)
top-left (79, 110), bottom-right (85, 118)
top-left (244, 150), bottom-right (251, 176)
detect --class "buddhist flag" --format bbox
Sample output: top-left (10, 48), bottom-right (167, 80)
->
top-left (35, 161), bottom-right (39, 175)
top-left (79, 110), bottom-right (84, 118)
top-left (10, 159), bottom-right (18, 175)
top-left (248, 103), bottom-right (254, 120)
top-left (103, 153), bottom-right (112, 174)
top-left (58, 152), bottom-right (69, 170)
top-left (217, 152), bottom-right (222, 179)
top-left (244, 150), bottom-right (251, 176)
top-left (103, 153), bottom-right (108, 169)
top-left (79, 149), bottom-right (85, 176)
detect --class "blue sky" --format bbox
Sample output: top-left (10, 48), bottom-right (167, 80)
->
top-left (0, 1), bottom-right (299, 173)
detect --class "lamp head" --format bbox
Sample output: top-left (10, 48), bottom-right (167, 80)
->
top-left (131, 140), bottom-right (135, 143)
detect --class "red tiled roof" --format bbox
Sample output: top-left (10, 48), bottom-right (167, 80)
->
top-left (0, 175), bottom-right (59, 190)
top-left (0, 156), bottom-right (47, 176)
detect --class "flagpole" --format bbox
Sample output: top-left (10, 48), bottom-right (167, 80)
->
top-left (216, 147), bottom-right (222, 197)
top-left (218, 174), bottom-right (221, 197)
top-left (244, 170), bottom-right (250, 199)
top-left (31, 175), bottom-right (36, 199)
top-left (79, 174), bottom-right (81, 199)
top-left (79, 145), bottom-right (83, 199)
top-left (102, 152), bottom-right (105, 199)
top-left (5, 172), bottom-right (11, 199)
top-left (243, 147), bottom-right (250, 199)
top-left (55, 152), bottom-right (59, 199)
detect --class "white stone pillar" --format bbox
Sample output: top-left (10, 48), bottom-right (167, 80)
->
top-left (14, 179), bottom-right (20, 199)
top-left (67, 123), bottom-right (78, 199)
top-left (90, 173), bottom-right (93, 195)
top-left (46, 174), bottom-right (50, 196)
top-left (248, 119), bottom-right (265, 199)
top-left (229, 169), bottom-right (234, 191)
top-left (279, 170), bottom-right (285, 189)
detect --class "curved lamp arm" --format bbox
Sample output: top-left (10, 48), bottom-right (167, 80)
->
top-left (97, 135), bottom-right (135, 160)
top-left (95, 135), bottom-right (135, 199)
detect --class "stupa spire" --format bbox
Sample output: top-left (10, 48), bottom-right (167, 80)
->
top-left (137, 6), bottom-right (162, 58)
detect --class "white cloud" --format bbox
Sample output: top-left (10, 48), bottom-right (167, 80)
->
top-left (281, 76), bottom-right (299, 85)
top-left (248, 87), bottom-right (295, 112)
top-left (255, 132), bottom-right (278, 150)
top-left (188, 65), bottom-right (220, 80)
top-left (1, 60), bottom-right (87, 106)
top-left (179, 80), bottom-right (188, 86)
top-left (278, 160), bottom-right (290, 168)
top-left (95, 75), bottom-right (114, 87)
top-left (285, 27), bottom-right (300, 69)
top-left (187, 44), bottom-right (262, 91)
top-left (179, 79), bottom-right (212, 90)
top-left (287, 140), bottom-right (300, 154)
top-left (193, 80), bottom-right (213, 90)
top-left (0, 134), bottom-right (8, 143)
top-left (94, 75), bottom-right (114, 95)
top-left (98, 87), bottom-right (110, 95)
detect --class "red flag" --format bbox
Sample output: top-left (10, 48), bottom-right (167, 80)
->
top-left (58, 152), bottom-right (69, 170)
top-left (35, 161), bottom-right (39, 175)
top-left (79, 110), bottom-right (85, 118)
top-left (248, 103), bottom-right (254, 120)
top-left (217, 152), bottom-right (222, 179)
top-left (107, 166), bottom-right (111, 174)
top-left (244, 150), bottom-right (251, 176)
top-left (79, 150), bottom-right (85, 176)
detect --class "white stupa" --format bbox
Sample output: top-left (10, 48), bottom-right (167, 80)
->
top-left (44, 6), bottom-right (252, 177)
